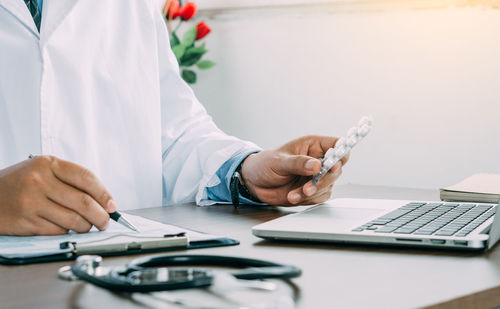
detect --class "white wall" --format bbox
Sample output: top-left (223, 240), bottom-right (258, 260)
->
top-left (190, 1), bottom-right (500, 189)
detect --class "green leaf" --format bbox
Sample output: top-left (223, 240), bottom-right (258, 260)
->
top-left (181, 26), bottom-right (197, 48)
top-left (182, 70), bottom-right (197, 84)
top-left (180, 51), bottom-right (205, 67)
top-left (180, 44), bottom-right (207, 67)
top-left (197, 60), bottom-right (215, 70)
top-left (170, 32), bottom-right (180, 48)
top-left (172, 44), bottom-right (186, 61)
top-left (185, 43), bottom-right (206, 55)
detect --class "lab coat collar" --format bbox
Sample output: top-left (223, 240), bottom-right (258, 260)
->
top-left (0, 0), bottom-right (39, 38)
top-left (40, 0), bottom-right (79, 44)
top-left (0, 0), bottom-right (79, 42)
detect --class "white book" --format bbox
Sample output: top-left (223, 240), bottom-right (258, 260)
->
top-left (440, 173), bottom-right (500, 204)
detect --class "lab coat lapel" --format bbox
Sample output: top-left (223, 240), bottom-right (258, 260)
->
top-left (40, 0), bottom-right (78, 43)
top-left (0, 0), bottom-right (39, 38)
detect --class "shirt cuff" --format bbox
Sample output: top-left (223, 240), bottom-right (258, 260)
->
top-left (206, 149), bottom-right (266, 205)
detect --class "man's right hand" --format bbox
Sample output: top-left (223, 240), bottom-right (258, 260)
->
top-left (0, 156), bottom-right (116, 236)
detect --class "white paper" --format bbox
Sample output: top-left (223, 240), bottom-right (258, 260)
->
top-left (0, 214), bottom-right (220, 259)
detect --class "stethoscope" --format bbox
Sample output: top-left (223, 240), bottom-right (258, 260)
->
top-left (58, 254), bottom-right (302, 293)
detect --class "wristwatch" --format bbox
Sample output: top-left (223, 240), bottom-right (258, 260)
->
top-left (230, 164), bottom-right (259, 208)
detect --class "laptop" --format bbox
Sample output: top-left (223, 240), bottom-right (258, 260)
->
top-left (252, 198), bottom-right (500, 250)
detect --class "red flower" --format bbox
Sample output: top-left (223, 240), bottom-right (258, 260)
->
top-left (179, 2), bottom-right (198, 21)
top-left (196, 22), bottom-right (211, 40)
top-left (164, 0), bottom-right (180, 19)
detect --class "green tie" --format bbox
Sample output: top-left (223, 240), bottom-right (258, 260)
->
top-left (24, 0), bottom-right (41, 32)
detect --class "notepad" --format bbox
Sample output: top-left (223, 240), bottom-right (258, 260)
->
top-left (440, 174), bottom-right (500, 203)
top-left (0, 214), bottom-right (238, 264)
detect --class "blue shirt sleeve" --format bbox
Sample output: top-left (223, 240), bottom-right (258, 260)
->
top-left (206, 150), bottom-right (267, 205)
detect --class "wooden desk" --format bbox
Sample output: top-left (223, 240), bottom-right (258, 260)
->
top-left (1, 184), bottom-right (499, 309)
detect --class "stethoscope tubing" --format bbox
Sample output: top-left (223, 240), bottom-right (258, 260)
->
top-left (127, 254), bottom-right (302, 280)
top-left (70, 254), bottom-right (302, 293)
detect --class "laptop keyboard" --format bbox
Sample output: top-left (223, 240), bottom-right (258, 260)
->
top-left (352, 202), bottom-right (497, 237)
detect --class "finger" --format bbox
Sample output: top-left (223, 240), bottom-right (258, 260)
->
top-left (316, 137), bottom-right (351, 163)
top-left (46, 180), bottom-right (110, 231)
top-left (303, 190), bottom-right (334, 205)
top-left (320, 138), bottom-right (349, 165)
top-left (304, 136), bottom-right (338, 159)
top-left (39, 199), bottom-right (93, 233)
top-left (287, 165), bottom-right (339, 204)
top-left (303, 162), bottom-right (343, 196)
top-left (29, 217), bottom-right (69, 236)
top-left (304, 182), bottom-right (334, 201)
top-left (288, 181), bottom-right (323, 205)
top-left (49, 158), bottom-right (115, 212)
top-left (287, 187), bottom-right (307, 205)
top-left (340, 151), bottom-right (350, 166)
top-left (277, 154), bottom-right (322, 177)
top-left (287, 183), bottom-right (333, 205)
top-left (319, 136), bottom-right (339, 152)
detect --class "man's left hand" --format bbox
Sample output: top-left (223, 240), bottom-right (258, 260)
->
top-left (241, 135), bottom-right (349, 205)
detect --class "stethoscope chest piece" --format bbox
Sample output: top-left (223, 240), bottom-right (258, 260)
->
top-left (59, 255), bottom-right (103, 281)
top-left (58, 265), bottom-right (79, 281)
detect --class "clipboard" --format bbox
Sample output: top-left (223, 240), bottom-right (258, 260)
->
top-left (0, 214), bottom-right (239, 265)
top-left (0, 234), bottom-right (238, 265)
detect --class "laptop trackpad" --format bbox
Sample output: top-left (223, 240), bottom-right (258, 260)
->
top-left (306, 206), bottom-right (385, 221)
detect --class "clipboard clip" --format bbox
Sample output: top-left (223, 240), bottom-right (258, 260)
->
top-left (59, 232), bottom-right (188, 255)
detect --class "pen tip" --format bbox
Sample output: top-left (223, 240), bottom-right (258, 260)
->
top-left (126, 222), bottom-right (139, 232)
top-left (119, 216), bottom-right (140, 232)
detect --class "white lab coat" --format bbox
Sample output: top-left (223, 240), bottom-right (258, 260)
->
top-left (0, 0), bottom-right (259, 209)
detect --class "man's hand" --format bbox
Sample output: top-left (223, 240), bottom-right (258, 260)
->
top-left (0, 156), bottom-right (116, 235)
top-left (241, 135), bottom-right (349, 205)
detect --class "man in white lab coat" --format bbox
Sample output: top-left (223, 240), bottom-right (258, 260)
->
top-left (0, 0), bottom-right (347, 235)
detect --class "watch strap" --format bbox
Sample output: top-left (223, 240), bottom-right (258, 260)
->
top-left (230, 164), bottom-right (259, 208)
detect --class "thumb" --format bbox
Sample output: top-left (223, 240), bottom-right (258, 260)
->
top-left (278, 154), bottom-right (321, 176)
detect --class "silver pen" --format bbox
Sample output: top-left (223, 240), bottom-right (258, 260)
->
top-left (109, 211), bottom-right (139, 232)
